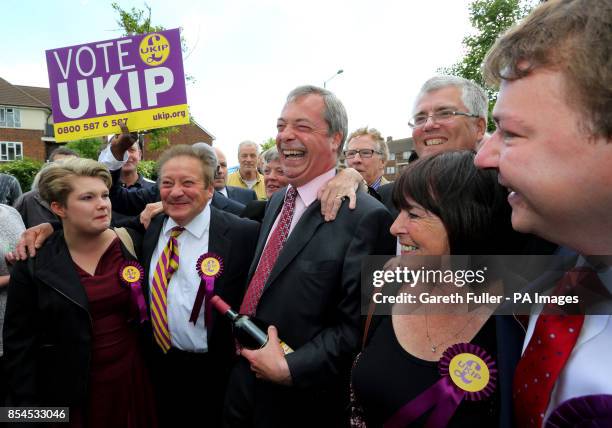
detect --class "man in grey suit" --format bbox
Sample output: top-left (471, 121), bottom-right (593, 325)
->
top-left (224, 85), bottom-right (396, 427)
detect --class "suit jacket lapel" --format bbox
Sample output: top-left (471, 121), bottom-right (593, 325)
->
top-left (208, 208), bottom-right (231, 329)
top-left (262, 200), bottom-right (324, 293)
top-left (248, 191), bottom-right (284, 279)
top-left (143, 214), bottom-right (167, 301)
top-left (208, 208), bottom-right (230, 270)
top-left (36, 235), bottom-right (90, 311)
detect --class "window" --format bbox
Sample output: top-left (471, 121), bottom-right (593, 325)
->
top-left (386, 166), bottom-right (396, 175)
top-left (0, 142), bottom-right (23, 161)
top-left (0, 107), bottom-right (21, 128)
top-left (403, 151), bottom-right (411, 160)
top-left (388, 152), bottom-right (396, 161)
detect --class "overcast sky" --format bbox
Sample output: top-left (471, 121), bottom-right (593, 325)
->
top-left (1, 0), bottom-right (474, 165)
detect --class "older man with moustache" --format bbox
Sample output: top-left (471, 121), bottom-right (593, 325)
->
top-left (224, 86), bottom-right (395, 427)
top-left (474, 1), bottom-right (612, 426)
top-left (213, 147), bottom-right (257, 205)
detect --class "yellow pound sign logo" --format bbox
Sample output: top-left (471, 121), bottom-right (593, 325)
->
top-left (139, 33), bottom-right (170, 66)
top-left (201, 257), bottom-right (221, 277)
top-left (448, 353), bottom-right (489, 393)
top-left (122, 265), bottom-right (141, 283)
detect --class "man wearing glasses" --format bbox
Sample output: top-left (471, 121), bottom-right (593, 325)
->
top-left (344, 127), bottom-right (390, 191)
top-left (375, 75), bottom-right (489, 213)
top-left (409, 75), bottom-right (488, 158)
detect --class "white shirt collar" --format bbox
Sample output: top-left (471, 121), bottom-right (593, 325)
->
top-left (163, 203), bottom-right (211, 239)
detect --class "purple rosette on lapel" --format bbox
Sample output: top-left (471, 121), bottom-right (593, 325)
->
top-left (546, 394), bottom-right (612, 427)
top-left (385, 343), bottom-right (497, 428)
top-left (192, 252), bottom-right (224, 328)
top-left (118, 261), bottom-right (148, 323)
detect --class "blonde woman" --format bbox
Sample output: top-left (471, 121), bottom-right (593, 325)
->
top-left (3, 159), bottom-right (156, 427)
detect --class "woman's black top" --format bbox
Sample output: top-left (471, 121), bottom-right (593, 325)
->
top-left (352, 316), bottom-right (500, 427)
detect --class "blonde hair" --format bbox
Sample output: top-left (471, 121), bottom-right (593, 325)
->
top-left (346, 127), bottom-right (390, 162)
top-left (38, 158), bottom-right (112, 206)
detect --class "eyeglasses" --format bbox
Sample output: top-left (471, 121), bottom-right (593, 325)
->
top-left (408, 109), bottom-right (480, 128)
top-left (343, 149), bottom-right (382, 159)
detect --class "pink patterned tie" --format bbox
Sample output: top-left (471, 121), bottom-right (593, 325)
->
top-left (513, 267), bottom-right (601, 427)
top-left (240, 187), bottom-right (298, 315)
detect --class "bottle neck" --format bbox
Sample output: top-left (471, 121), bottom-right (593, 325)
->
top-left (225, 308), bottom-right (240, 321)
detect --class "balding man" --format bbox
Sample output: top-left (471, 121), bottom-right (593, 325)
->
top-left (213, 147), bottom-right (257, 205)
top-left (227, 141), bottom-right (267, 200)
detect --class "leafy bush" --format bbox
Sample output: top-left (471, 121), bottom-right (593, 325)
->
top-left (138, 160), bottom-right (158, 181)
top-left (0, 158), bottom-right (44, 191)
top-left (66, 138), bottom-right (105, 160)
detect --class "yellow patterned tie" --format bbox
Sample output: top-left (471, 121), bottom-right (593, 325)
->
top-left (150, 226), bottom-right (184, 352)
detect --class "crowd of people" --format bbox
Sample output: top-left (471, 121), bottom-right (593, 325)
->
top-left (0, 0), bottom-right (610, 426)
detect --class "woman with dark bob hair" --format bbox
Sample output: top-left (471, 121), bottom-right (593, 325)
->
top-left (3, 158), bottom-right (156, 427)
top-left (351, 150), bottom-right (521, 428)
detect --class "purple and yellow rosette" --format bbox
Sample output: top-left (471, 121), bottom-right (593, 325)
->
top-left (385, 343), bottom-right (497, 428)
top-left (190, 253), bottom-right (224, 327)
top-left (118, 261), bottom-right (149, 323)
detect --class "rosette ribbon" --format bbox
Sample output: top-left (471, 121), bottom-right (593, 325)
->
top-left (546, 394), bottom-right (612, 427)
top-left (191, 253), bottom-right (224, 328)
top-left (118, 261), bottom-right (148, 323)
top-left (385, 343), bottom-right (497, 428)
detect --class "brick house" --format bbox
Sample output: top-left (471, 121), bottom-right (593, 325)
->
top-left (384, 136), bottom-right (415, 181)
top-left (0, 77), bottom-right (55, 161)
top-left (0, 77), bottom-right (215, 162)
top-left (143, 119), bottom-right (215, 160)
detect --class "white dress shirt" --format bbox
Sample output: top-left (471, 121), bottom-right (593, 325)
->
top-left (148, 204), bottom-right (211, 352)
top-left (523, 260), bottom-right (612, 423)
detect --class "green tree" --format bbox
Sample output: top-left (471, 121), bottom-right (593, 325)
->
top-left (137, 160), bottom-right (158, 181)
top-left (260, 137), bottom-right (276, 152)
top-left (111, 2), bottom-right (190, 152)
top-left (0, 158), bottom-right (44, 191)
top-left (442, 0), bottom-right (534, 130)
top-left (66, 138), bottom-right (104, 160)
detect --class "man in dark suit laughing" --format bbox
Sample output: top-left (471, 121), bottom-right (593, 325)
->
top-left (224, 85), bottom-right (395, 427)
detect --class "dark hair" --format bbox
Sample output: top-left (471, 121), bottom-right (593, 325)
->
top-left (48, 147), bottom-right (79, 162)
top-left (392, 150), bottom-right (514, 254)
